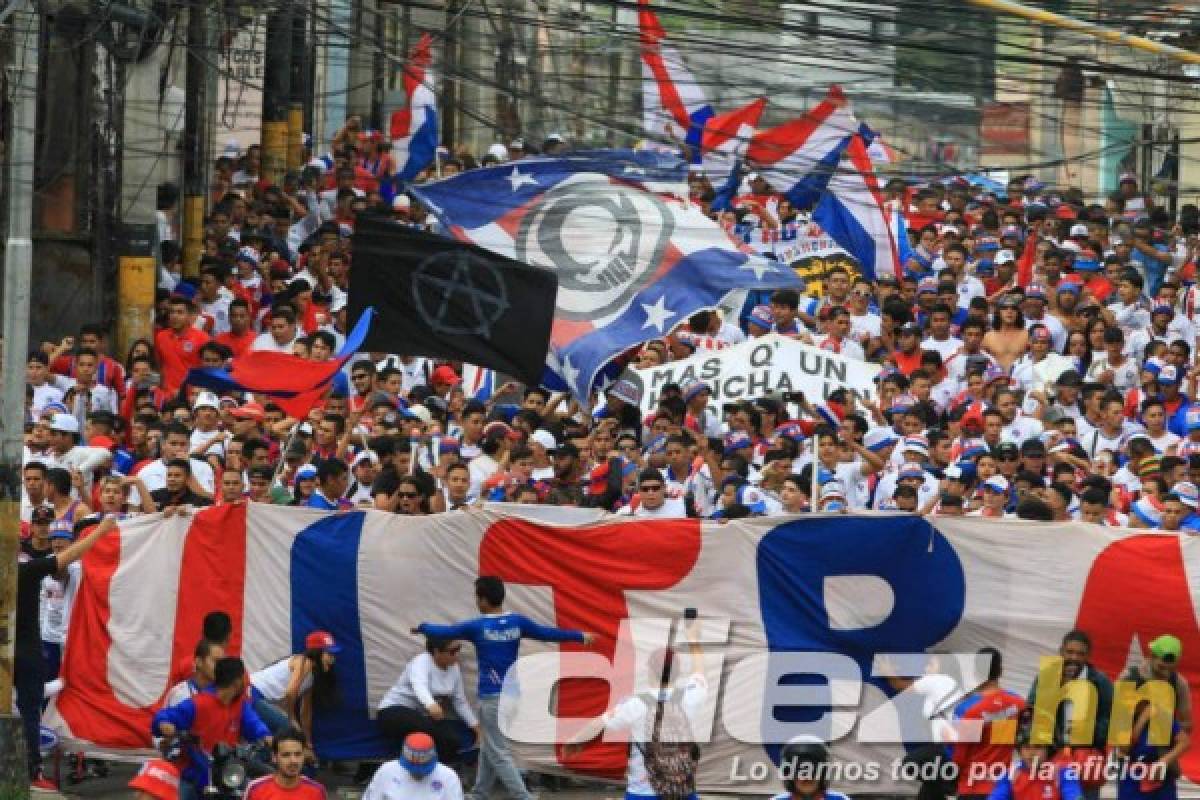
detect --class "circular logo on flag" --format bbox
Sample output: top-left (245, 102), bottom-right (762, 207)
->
top-left (515, 178), bottom-right (674, 320)
top-left (411, 250), bottom-right (510, 337)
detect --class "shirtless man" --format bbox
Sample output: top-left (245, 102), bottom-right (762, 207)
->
top-left (983, 293), bottom-right (1029, 372)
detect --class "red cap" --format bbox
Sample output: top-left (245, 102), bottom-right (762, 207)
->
top-left (430, 365), bottom-right (461, 386)
top-left (304, 630), bottom-right (342, 653)
top-left (230, 402), bottom-right (266, 421)
top-left (128, 759), bottom-right (180, 800)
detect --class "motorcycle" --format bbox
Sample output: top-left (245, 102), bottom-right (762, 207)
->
top-left (165, 733), bottom-right (273, 800)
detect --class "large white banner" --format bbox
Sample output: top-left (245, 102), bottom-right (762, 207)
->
top-left (47, 505), bottom-right (1200, 794)
top-left (624, 333), bottom-right (882, 413)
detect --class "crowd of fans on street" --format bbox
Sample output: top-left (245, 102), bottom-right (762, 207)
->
top-left (11, 116), bottom-right (1200, 798)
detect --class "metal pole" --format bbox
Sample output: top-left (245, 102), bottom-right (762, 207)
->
top-left (262, 4), bottom-right (293, 186)
top-left (967, 0), bottom-right (1200, 65)
top-left (182, 0), bottom-right (208, 279)
top-left (0, 0), bottom-right (38, 783)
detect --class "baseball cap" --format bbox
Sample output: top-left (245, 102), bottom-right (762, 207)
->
top-left (430, 365), bottom-right (461, 386)
top-left (50, 413), bottom-right (80, 435)
top-left (1149, 634), bottom-right (1182, 661)
top-left (400, 732), bottom-right (439, 778)
top-left (996, 441), bottom-right (1019, 459)
top-left (295, 464), bottom-right (318, 481)
top-left (1056, 282), bottom-right (1081, 296)
top-left (917, 277), bottom-right (939, 295)
top-left (608, 378), bottom-right (642, 406)
top-left (1024, 284), bottom-right (1047, 302)
top-left (1158, 365), bottom-right (1181, 386)
top-left (1020, 438), bottom-right (1046, 456)
top-left (901, 436), bottom-right (929, 456)
top-left (744, 304), bottom-right (774, 331)
top-left (983, 475), bottom-right (1009, 493)
top-left (127, 759), bottom-right (181, 800)
top-left (682, 379), bottom-right (712, 403)
top-left (192, 391), bottom-right (220, 411)
top-left (819, 480), bottom-right (846, 501)
top-left (529, 429), bottom-right (557, 452)
top-left (863, 428), bottom-right (899, 452)
top-left (1056, 370), bottom-right (1082, 388)
top-left (402, 405), bottom-right (433, 425)
top-left (1170, 482), bottom-right (1200, 510)
top-left (483, 420), bottom-right (521, 441)
top-left (230, 402), bottom-right (266, 421)
top-left (1186, 409), bottom-right (1200, 433)
top-left (898, 463), bottom-right (926, 481)
top-left (392, 194), bottom-right (411, 211)
top-left (995, 249), bottom-right (1016, 266)
top-left (1070, 223), bottom-right (1089, 237)
top-left (1153, 303), bottom-right (1175, 318)
top-left (723, 432), bottom-right (753, 456)
top-left (437, 437), bottom-right (461, 456)
top-left (304, 630), bottom-right (342, 653)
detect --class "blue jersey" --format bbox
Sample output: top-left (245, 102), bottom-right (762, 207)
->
top-left (417, 612), bottom-right (584, 696)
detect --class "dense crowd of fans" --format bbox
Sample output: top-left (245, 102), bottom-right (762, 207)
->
top-left (12, 116), bottom-right (1200, 796)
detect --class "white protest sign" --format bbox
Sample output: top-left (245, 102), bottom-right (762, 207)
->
top-left (625, 333), bottom-right (881, 413)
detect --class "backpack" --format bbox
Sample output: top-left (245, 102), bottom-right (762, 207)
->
top-left (636, 690), bottom-right (700, 800)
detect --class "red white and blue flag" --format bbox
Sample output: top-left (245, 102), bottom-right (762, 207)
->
top-left (462, 363), bottom-right (496, 402)
top-left (745, 85), bottom-right (859, 209)
top-left (184, 308), bottom-right (374, 417)
top-left (389, 33), bottom-right (439, 183)
top-left (46, 505), bottom-right (1200, 792)
top-left (409, 151), bottom-right (800, 398)
top-left (639, 0), bottom-right (712, 153)
top-left (700, 96), bottom-right (766, 175)
top-left (812, 132), bottom-right (901, 282)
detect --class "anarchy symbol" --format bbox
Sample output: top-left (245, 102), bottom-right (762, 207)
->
top-left (411, 250), bottom-right (510, 337)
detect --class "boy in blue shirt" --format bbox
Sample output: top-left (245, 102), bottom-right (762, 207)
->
top-left (415, 576), bottom-right (595, 800)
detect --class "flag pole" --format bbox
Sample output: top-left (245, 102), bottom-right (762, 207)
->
top-left (811, 433), bottom-right (821, 512)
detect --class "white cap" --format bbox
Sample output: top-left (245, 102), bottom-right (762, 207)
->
top-left (529, 429), bottom-right (557, 452)
top-left (50, 413), bottom-right (80, 435)
top-left (193, 391), bottom-right (220, 411)
top-left (486, 143), bottom-right (508, 161)
top-left (306, 157), bottom-right (327, 173)
top-left (1070, 223), bottom-right (1089, 237)
top-left (983, 475), bottom-right (1009, 493)
top-left (392, 194), bottom-right (411, 210)
top-left (352, 450), bottom-right (380, 467)
top-left (995, 249), bottom-right (1016, 266)
top-left (222, 139), bottom-right (241, 158)
top-left (405, 405), bottom-right (433, 424)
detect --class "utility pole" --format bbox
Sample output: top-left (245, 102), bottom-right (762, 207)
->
top-left (440, 0), bottom-right (459, 148)
top-left (288, 4), bottom-right (308, 171)
top-left (182, 0), bottom-right (209, 279)
top-left (0, 0), bottom-right (37, 786)
top-left (262, 3), bottom-right (293, 186)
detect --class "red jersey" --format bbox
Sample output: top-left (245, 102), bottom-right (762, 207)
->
top-left (155, 327), bottom-right (210, 394)
top-left (215, 329), bottom-right (256, 359)
top-left (892, 349), bottom-right (923, 376)
top-left (245, 776), bottom-right (326, 800)
top-left (951, 687), bottom-right (1026, 795)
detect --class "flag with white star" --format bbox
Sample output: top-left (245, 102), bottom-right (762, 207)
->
top-left (410, 149), bottom-right (803, 398)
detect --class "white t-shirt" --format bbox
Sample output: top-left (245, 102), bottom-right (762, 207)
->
top-left (137, 457), bottom-right (215, 495)
top-left (1085, 355), bottom-right (1141, 392)
top-left (363, 760), bottom-right (463, 800)
top-left (250, 657), bottom-right (312, 703)
top-left (250, 331), bottom-right (299, 354)
top-left (921, 336), bottom-right (963, 361)
top-left (602, 674), bottom-right (709, 797)
top-left (850, 312), bottom-right (882, 345)
top-left (378, 652), bottom-right (478, 727)
top-left (617, 497), bottom-right (688, 518)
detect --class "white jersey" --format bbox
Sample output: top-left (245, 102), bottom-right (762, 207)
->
top-left (137, 457), bottom-right (215, 495)
top-left (363, 761), bottom-right (462, 800)
top-left (602, 674), bottom-right (709, 797)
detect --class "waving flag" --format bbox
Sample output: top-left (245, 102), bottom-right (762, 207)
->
top-left (893, 208), bottom-right (916, 271)
top-left (639, 0), bottom-right (712, 153)
top-left (49, 505), bottom-right (1200, 790)
top-left (812, 133), bottom-right (901, 282)
top-left (745, 85), bottom-right (859, 208)
top-left (185, 309), bottom-right (374, 417)
top-left (462, 364), bottom-right (497, 402)
top-left (409, 150), bottom-right (801, 398)
top-left (701, 96), bottom-right (766, 175)
top-left (389, 33), bottom-right (438, 183)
